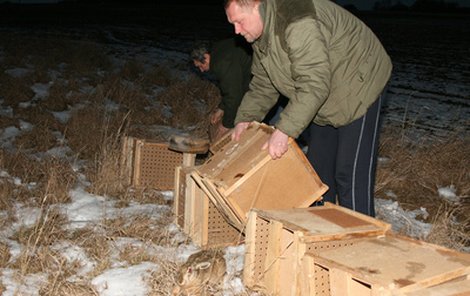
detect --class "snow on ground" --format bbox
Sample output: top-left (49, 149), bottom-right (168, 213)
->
top-left (1, 12), bottom-right (469, 296)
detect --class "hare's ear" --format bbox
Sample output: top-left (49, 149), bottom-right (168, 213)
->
top-left (195, 262), bottom-right (211, 270)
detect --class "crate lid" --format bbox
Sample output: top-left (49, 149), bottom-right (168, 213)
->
top-left (253, 203), bottom-right (390, 241)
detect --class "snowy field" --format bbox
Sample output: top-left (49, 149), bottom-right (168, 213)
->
top-left (0, 4), bottom-right (469, 296)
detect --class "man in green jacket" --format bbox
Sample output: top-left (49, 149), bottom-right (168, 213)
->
top-left (191, 38), bottom-right (252, 141)
top-left (225, 0), bottom-right (392, 216)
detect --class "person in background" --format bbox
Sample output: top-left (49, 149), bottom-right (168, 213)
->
top-left (225, 0), bottom-right (392, 216)
top-left (191, 38), bottom-right (252, 142)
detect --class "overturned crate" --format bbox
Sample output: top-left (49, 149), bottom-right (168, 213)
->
top-left (306, 234), bottom-right (470, 296)
top-left (243, 202), bottom-right (391, 295)
top-left (192, 122), bottom-right (328, 230)
top-left (121, 136), bottom-right (184, 190)
top-left (174, 165), bottom-right (243, 249)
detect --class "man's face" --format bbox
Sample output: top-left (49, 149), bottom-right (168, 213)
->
top-left (193, 53), bottom-right (210, 72)
top-left (226, 1), bottom-right (263, 43)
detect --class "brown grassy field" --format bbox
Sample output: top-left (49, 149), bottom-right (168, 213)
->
top-left (0, 21), bottom-right (468, 295)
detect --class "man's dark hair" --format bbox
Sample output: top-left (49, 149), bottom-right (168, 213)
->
top-left (224, 0), bottom-right (260, 9)
top-left (190, 41), bottom-right (212, 63)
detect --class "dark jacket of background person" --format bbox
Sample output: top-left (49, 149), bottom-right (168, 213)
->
top-left (234, 0), bottom-right (393, 138)
top-left (209, 38), bottom-right (252, 128)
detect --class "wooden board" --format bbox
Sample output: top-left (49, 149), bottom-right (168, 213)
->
top-left (313, 234), bottom-right (470, 295)
top-left (404, 275), bottom-right (470, 296)
top-left (253, 202), bottom-right (390, 242)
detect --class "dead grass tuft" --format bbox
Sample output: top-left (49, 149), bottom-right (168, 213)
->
top-left (1, 151), bottom-right (45, 200)
top-left (0, 75), bottom-right (36, 106)
top-left (377, 129), bottom-right (470, 249)
top-left (103, 211), bottom-right (174, 246)
top-left (426, 204), bottom-right (469, 252)
top-left (14, 123), bottom-right (58, 152)
top-left (0, 242), bottom-right (11, 267)
top-left (40, 280), bottom-right (98, 296)
top-left (1, 150), bottom-right (77, 205)
top-left (39, 80), bottom-right (74, 112)
top-left (38, 156), bottom-right (78, 204)
top-left (14, 105), bottom-right (62, 131)
top-left (10, 209), bottom-right (68, 275)
top-left (155, 75), bottom-right (220, 138)
top-left (119, 60), bottom-right (146, 81)
top-left (148, 258), bottom-right (179, 296)
top-left (143, 64), bottom-right (176, 87)
top-left (65, 103), bottom-right (128, 161)
top-left (125, 188), bottom-right (173, 206)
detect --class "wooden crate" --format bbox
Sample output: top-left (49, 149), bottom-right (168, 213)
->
top-left (307, 234), bottom-right (470, 296)
top-left (192, 122), bottom-right (328, 230)
top-left (174, 166), bottom-right (243, 249)
top-left (121, 136), bottom-right (183, 190)
top-left (243, 202), bottom-right (391, 295)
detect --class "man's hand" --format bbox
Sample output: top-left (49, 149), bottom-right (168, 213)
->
top-left (210, 108), bottom-right (224, 124)
top-left (231, 122), bottom-right (251, 141)
top-left (262, 129), bottom-right (289, 159)
top-left (214, 124), bottom-right (230, 142)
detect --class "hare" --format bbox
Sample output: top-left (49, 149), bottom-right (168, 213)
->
top-left (172, 249), bottom-right (226, 296)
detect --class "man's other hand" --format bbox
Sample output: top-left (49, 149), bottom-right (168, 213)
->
top-left (231, 122), bottom-right (250, 141)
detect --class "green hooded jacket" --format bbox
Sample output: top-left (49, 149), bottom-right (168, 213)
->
top-left (209, 38), bottom-right (252, 128)
top-left (234, 0), bottom-right (393, 137)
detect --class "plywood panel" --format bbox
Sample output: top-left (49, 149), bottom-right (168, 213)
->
top-left (315, 235), bottom-right (470, 294)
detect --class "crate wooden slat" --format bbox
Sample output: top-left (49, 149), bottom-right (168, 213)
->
top-left (310, 234), bottom-right (470, 295)
top-left (174, 166), bottom-right (187, 228)
top-left (243, 203), bottom-right (391, 295)
top-left (194, 122), bottom-right (328, 230)
top-left (209, 130), bottom-right (232, 154)
top-left (173, 166), bottom-right (243, 249)
top-left (404, 275), bottom-right (470, 296)
top-left (121, 136), bottom-right (183, 190)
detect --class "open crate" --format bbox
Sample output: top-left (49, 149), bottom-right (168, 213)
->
top-left (243, 202), bottom-right (391, 295)
top-left (192, 122), bottom-right (328, 230)
top-left (174, 166), bottom-right (242, 249)
top-left (306, 234), bottom-right (470, 296)
top-left (121, 136), bottom-right (183, 190)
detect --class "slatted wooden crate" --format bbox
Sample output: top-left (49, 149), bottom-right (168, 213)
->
top-left (243, 203), bottom-right (391, 295)
top-left (307, 234), bottom-right (470, 296)
top-left (121, 136), bottom-right (183, 190)
top-left (173, 166), bottom-right (243, 249)
top-left (192, 122), bottom-right (328, 231)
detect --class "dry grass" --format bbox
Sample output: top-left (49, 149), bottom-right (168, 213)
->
top-left (376, 128), bottom-right (469, 250)
top-left (0, 28), bottom-right (468, 296)
top-left (10, 209), bottom-right (69, 274)
top-left (103, 212), bottom-right (174, 247)
top-left (0, 242), bottom-right (11, 267)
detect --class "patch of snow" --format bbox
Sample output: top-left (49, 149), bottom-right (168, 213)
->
top-left (30, 82), bottom-right (52, 101)
top-left (376, 198), bottom-right (432, 240)
top-left (4, 67), bottom-right (32, 78)
top-left (51, 241), bottom-right (97, 279)
top-left (91, 262), bottom-right (159, 296)
top-left (438, 185), bottom-right (459, 202)
top-left (0, 269), bottom-right (47, 296)
top-left (51, 110), bottom-right (72, 124)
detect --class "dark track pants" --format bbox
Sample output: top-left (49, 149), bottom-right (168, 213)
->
top-left (306, 93), bottom-right (385, 217)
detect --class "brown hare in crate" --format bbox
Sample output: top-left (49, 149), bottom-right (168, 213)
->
top-left (172, 249), bottom-right (226, 296)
